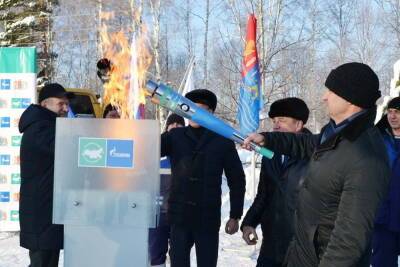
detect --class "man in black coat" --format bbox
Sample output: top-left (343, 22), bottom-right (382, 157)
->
top-left (19, 83), bottom-right (74, 267)
top-left (161, 89), bottom-right (246, 267)
top-left (243, 62), bottom-right (390, 267)
top-left (241, 97), bottom-right (311, 267)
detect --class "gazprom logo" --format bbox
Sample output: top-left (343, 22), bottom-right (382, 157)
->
top-left (0, 79), bottom-right (10, 90)
top-left (0, 117), bottom-right (10, 128)
top-left (107, 140), bottom-right (134, 168)
top-left (78, 138), bottom-right (133, 168)
top-left (0, 192), bottom-right (10, 202)
top-left (109, 147), bottom-right (130, 158)
top-left (0, 155), bottom-right (10, 165)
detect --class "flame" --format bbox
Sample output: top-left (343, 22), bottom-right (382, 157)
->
top-left (100, 11), bottom-right (152, 119)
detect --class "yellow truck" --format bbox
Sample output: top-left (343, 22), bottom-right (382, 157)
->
top-left (66, 88), bottom-right (103, 118)
top-left (37, 87), bottom-right (109, 118)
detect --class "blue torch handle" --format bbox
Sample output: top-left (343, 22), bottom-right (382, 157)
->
top-left (146, 80), bottom-right (274, 159)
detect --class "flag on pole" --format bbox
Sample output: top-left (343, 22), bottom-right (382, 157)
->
top-left (182, 62), bottom-right (195, 96)
top-left (237, 14), bottom-right (262, 136)
top-left (181, 58), bottom-right (195, 96)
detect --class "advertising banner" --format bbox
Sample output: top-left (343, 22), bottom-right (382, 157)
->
top-left (0, 47), bottom-right (36, 231)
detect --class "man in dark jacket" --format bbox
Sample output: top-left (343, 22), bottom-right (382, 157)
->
top-left (372, 96), bottom-right (400, 267)
top-left (19, 83), bottom-right (74, 267)
top-left (243, 62), bottom-right (390, 267)
top-left (161, 89), bottom-right (246, 267)
top-left (241, 97), bottom-right (311, 267)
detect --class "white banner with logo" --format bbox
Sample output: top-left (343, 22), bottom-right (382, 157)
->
top-left (0, 47), bottom-right (36, 231)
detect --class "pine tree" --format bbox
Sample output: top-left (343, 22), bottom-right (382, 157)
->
top-left (0, 0), bottom-right (58, 84)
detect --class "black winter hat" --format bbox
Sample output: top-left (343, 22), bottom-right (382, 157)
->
top-left (185, 89), bottom-right (217, 111)
top-left (38, 83), bottom-right (75, 103)
top-left (388, 97), bottom-right (400, 110)
top-left (166, 114), bottom-right (185, 128)
top-left (268, 97), bottom-right (309, 124)
top-left (325, 62), bottom-right (381, 109)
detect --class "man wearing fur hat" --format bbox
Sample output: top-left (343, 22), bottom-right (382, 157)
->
top-left (372, 96), bottom-right (400, 267)
top-left (243, 62), bottom-right (390, 267)
top-left (161, 89), bottom-right (246, 267)
top-left (241, 97), bottom-right (311, 267)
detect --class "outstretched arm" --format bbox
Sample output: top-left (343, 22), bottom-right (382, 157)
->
top-left (243, 132), bottom-right (319, 159)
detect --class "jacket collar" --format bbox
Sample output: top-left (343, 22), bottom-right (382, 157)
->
top-left (184, 126), bottom-right (214, 151)
top-left (316, 108), bottom-right (376, 154)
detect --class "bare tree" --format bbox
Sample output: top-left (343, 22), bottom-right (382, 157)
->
top-left (323, 0), bottom-right (356, 63)
top-left (149, 0), bottom-right (162, 81)
top-left (185, 0), bottom-right (194, 57)
top-left (203, 0), bottom-right (210, 87)
top-left (375, 0), bottom-right (400, 52)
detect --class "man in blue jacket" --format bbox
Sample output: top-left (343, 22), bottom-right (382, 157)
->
top-left (161, 89), bottom-right (246, 267)
top-left (373, 96), bottom-right (400, 267)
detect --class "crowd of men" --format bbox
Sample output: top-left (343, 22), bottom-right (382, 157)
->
top-left (18, 62), bottom-right (399, 267)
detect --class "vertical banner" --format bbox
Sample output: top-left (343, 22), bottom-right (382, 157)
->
top-left (237, 14), bottom-right (262, 136)
top-left (0, 47), bottom-right (36, 231)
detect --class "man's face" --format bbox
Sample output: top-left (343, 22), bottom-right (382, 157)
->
top-left (41, 97), bottom-right (69, 117)
top-left (271, 116), bottom-right (303, 133)
top-left (189, 103), bottom-right (212, 128)
top-left (387, 108), bottom-right (400, 131)
top-left (322, 89), bottom-right (350, 123)
top-left (167, 122), bottom-right (184, 132)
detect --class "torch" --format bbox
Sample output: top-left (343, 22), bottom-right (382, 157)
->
top-left (96, 58), bottom-right (113, 84)
top-left (145, 80), bottom-right (274, 159)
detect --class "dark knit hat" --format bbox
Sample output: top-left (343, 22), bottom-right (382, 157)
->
top-left (325, 62), bottom-right (381, 109)
top-left (388, 97), bottom-right (400, 110)
top-left (166, 113), bottom-right (185, 128)
top-left (185, 89), bottom-right (217, 111)
top-left (39, 83), bottom-right (74, 103)
top-left (268, 97), bottom-right (309, 124)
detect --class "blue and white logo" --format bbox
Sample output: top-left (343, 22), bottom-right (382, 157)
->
top-left (0, 155), bottom-right (10, 165)
top-left (106, 139), bottom-right (134, 168)
top-left (0, 117), bottom-right (10, 128)
top-left (0, 79), bottom-right (10, 90)
top-left (0, 192), bottom-right (10, 202)
top-left (11, 98), bottom-right (31, 109)
top-left (22, 98), bottom-right (31, 108)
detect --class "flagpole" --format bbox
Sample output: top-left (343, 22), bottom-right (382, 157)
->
top-left (178, 56), bottom-right (195, 94)
top-left (236, 13), bottom-right (263, 256)
top-left (251, 150), bottom-right (257, 254)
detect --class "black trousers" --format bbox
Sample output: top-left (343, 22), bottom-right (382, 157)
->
top-left (169, 224), bottom-right (219, 267)
top-left (256, 239), bottom-right (283, 267)
top-left (29, 249), bottom-right (60, 267)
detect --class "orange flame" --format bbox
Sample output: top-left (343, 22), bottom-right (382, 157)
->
top-left (100, 11), bottom-right (152, 119)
